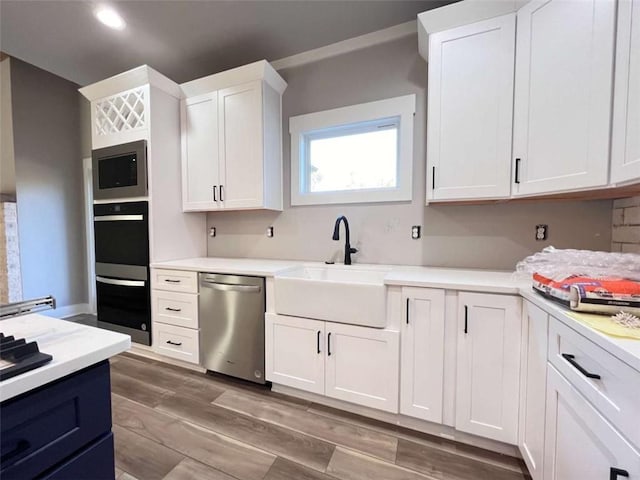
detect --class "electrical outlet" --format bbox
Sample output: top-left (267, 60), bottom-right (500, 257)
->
top-left (535, 224), bottom-right (548, 241)
top-left (266, 226), bottom-right (274, 238)
top-left (209, 227), bottom-right (216, 238)
top-left (411, 225), bottom-right (421, 239)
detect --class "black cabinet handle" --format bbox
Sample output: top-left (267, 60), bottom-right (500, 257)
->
top-left (327, 333), bottom-right (332, 356)
top-left (165, 279), bottom-right (181, 283)
top-left (610, 468), bottom-right (629, 480)
top-left (561, 353), bottom-right (601, 380)
top-left (1, 439), bottom-right (30, 463)
top-left (317, 330), bottom-right (321, 354)
top-left (220, 185), bottom-right (224, 202)
top-left (464, 305), bottom-right (468, 334)
top-left (166, 340), bottom-right (182, 346)
top-left (165, 307), bottom-right (182, 312)
top-left (406, 298), bottom-right (410, 325)
top-left (432, 166), bottom-right (436, 189)
top-left (514, 158), bottom-right (521, 184)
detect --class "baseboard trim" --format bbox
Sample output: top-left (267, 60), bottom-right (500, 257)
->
top-left (271, 383), bottom-right (521, 459)
top-left (127, 345), bottom-right (206, 373)
top-left (42, 303), bottom-right (91, 319)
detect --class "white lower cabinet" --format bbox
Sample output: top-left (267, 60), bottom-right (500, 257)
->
top-left (544, 365), bottom-right (640, 480)
top-left (455, 292), bottom-right (522, 444)
top-left (400, 287), bottom-right (445, 423)
top-left (265, 313), bottom-right (400, 413)
top-left (519, 302), bottom-right (549, 480)
top-left (325, 322), bottom-right (399, 413)
top-left (265, 313), bottom-right (325, 395)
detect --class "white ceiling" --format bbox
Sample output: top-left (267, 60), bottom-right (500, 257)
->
top-left (0, 0), bottom-right (453, 87)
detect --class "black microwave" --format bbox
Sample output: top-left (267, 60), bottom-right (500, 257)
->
top-left (92, 140), bottom-right (148, 200)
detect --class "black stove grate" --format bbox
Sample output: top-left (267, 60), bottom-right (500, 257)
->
top-left (0, 333), bottom-right (53, 381)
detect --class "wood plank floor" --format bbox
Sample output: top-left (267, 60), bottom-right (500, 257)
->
top-left (111, 353), bottom-right (531, 480)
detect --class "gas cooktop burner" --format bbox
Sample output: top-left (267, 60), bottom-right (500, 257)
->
top-left (0, 333), bottom-right (53, 381)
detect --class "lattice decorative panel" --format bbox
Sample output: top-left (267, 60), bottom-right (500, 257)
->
top-left (95, 87), bottom-right (146, 136)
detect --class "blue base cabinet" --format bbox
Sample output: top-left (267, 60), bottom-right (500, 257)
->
top-left (0, 361), bottom-right (115, 480)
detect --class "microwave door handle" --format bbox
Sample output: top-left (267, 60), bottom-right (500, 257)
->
top-left (96, 276), bottom-right (145, 287)
top-left (94, 215), bottom-right (144, 222)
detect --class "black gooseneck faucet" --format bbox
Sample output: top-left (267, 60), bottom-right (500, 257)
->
top-left (332, 216), bottom-right (358, 265)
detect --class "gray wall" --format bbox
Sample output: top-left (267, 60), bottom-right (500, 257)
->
top-left (11, 58), bottom-right (87, 307)
top-left (206, 35), bottom-right (612, 270)
top-left (1, 57), bottom-right (16, 196)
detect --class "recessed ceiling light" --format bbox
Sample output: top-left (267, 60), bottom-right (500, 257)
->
top-left (95, 6), bottom-right (126, 30)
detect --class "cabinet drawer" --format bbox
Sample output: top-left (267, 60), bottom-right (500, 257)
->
top-left (154, 323), bottom-right (200, 364)
top-left (152, 269), bottom-right (198, 293)
top-left (41, 433), bottom-right (114, 480)
top-left (549, 317), bottom-right (640, 448)
top-left (152, 290), bottom-right (198, 329)
top-left (0, 362), bottom-right (112, 480)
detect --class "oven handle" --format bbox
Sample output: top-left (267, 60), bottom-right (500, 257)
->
top-left (96, 276), bottom-right (146, 287)
top-left (94, 215), bottom-right (144, 222)
top-left (201, 281), bottom-right (261, 293)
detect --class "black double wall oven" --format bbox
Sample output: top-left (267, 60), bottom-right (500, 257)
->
top-left (93, 141), bottom-right (151, 345)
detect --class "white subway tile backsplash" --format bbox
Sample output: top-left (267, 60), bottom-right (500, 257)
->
top-left (624, 206), bottom-right (640, 225)
top-left (614, 196), bottom-right (640, 209)
top-left (612, 196), bottom-right (640, 255)
top-left (613, 208), bottom-right (624, 226)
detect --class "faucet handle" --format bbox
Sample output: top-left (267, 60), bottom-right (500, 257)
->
top-left (349, 247), bottom-right (358, 254)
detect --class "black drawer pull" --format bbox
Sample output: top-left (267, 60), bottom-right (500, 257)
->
top-left (165, 279), bottom-right (181, 283)
top-left (327, 333), bottom-right (332, 356)
top-left (514, 158), bottom-right (521, 184)
top-left (220, 185), bottom-right (224, 202)
top-left (317, 330), bottom-right (321, 354)
top-left (165, 307), bottom-right (182, 312)
top-left (464, 305), bottom-right (468, 334)
top-left (213, 185), bottom-right (217, 201)
top-left (561, 353), bottom-right (601, 380)
top-left (610, 468), bottom-right (629, 480)
top-left (406, 298), bottom-right (410, 325)
top-left (166, 340), bottom-right (182, 346)
top-left (1, 439), bottom-right (30, 463)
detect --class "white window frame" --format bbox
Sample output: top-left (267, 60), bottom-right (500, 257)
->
top-left (289, 94), bottom-right (416, 206)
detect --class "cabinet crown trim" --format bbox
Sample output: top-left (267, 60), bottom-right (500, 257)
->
top-left (79, 64), bottom-right (181, 101)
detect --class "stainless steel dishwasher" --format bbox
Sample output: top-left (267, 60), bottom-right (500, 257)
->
top-left (199, 273), bottom-right (266, 384)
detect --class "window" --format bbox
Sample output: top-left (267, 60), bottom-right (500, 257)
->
top-left (290, 95), bottom-right (416, 205)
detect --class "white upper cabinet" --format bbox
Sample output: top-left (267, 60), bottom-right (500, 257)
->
top-left (400, 287), bottom-right (445, 423)
top-left (455, 292), bottom-right (522, 444)
top-left (611, 0), bottom-right (640, 184)
top-left (181, 92), bottom-right (221, 211)
top-left (512, 0), bottom-right (616, 196)
top-left (427, 14), bottom-right (516, 202)
top-left (180, 61), bottom-right (286, 212)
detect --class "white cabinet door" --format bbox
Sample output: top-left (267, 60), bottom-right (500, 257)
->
top-left (325, 322), bottom-right (399, 413)
top-left (456, 292), bottom-right (522, 444)
top-left (427, 14), bottom-right (515, 201)
top-left (181, 92), bottom-right (221, 211)
top-left (218, 81), bottom-right (264, 210)
top-left (518, 302), bottom-right (548, 480)
top-left (611, 0), bottom-right (640, 184)
top-left (265, 314), bottom-right (325, 395)
top-left (512, 0), bottom-right (616, 195)
top-left (400, 287), bottom-right (445, 423)
top-left (544, 365), bottom-right (640, 480)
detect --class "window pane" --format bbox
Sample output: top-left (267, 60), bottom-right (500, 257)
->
top-left (308, 127), bottom-right (398, 193)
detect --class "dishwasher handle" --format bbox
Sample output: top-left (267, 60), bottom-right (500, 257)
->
top-left (200, 281), bottom-right (261, 293)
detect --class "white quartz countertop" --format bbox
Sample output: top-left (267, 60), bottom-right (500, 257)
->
top-left (151, 257), bottom-right (302, 277)
top-left (520, 288), bottom-right (640, 373)
top-left (152, 257), bottom-right (523, 293)
top-left (384, 267), bottom-right (526, 294)
top-left (0, 314), bottom-right (130, 402)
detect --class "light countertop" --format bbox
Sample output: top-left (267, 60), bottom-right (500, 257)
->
top-left (520, 288), bottom-right (640, 373)
top-left (151, 257), bottom-right (523, 293)
top-left (0, 314), bottom-right (130, 402)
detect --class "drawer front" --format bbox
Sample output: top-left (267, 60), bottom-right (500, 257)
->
top-left (152, 269), bottom-right (198, 293)
top-left (152, 290), bottom-right (198, 329)
top-left (154, 323), bottom-right (200, 364)
top-left (0, 361), bottom-right (112, 480)
top-left (549, 317), bottom-right (640, 448)
top-left (41, 433), bottom-right (114, 480)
